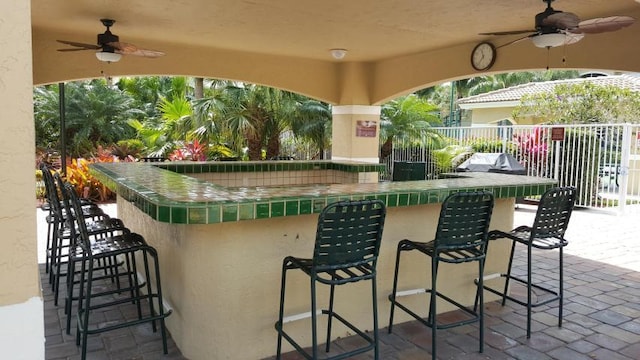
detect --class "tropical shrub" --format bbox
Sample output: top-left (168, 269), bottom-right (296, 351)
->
top-left (558, 129), bottom-right (600, 205)
top-left (66, 157), bottom-right (116, 202)
top-left (467, 137), bottom-right (516, 154)
top-left (432, 145), bottom-right (474, 175)
top-left (513, 127), bottom-right (549, 176)
top-left (35, 170), bottom-right (46, 203)
top-left (112, 139), bottom-right (145, 160)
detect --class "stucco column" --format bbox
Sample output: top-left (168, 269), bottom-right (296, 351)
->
top-left (0, 1), bottom-right (44, 359)
top-left (331, 105), bottom-right (381, 163)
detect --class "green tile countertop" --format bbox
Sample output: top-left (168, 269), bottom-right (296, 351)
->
top-left (90, 162), bottom-right (556, 224)
top-left (152, 160), bottom-right (384, 174)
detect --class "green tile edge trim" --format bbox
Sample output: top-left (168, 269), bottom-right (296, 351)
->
top-left (90, 163), bottom-right (556, 225)
top-left (154, 160), bottom-right (385, 174)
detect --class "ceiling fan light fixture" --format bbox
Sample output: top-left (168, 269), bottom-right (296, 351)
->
top-left (531, 33), bottom-right (567, 48)
top-left (95, 51), bottom-right (122, 63)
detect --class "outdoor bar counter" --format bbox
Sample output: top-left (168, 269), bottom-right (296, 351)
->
top-left (91, 161), bottom-right (555, 360)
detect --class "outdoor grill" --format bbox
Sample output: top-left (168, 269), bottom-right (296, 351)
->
top-left (456, 153), bottom-right (526, 175)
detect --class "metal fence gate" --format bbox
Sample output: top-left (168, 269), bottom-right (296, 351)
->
top-left (381, 124), bottom-right (640, 214)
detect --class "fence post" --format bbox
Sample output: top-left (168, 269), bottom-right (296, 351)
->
top-left (618, 124), bottom-right (632, 214)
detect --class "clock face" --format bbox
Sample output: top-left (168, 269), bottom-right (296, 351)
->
top-left (471, 42), bottom-right (496, 71)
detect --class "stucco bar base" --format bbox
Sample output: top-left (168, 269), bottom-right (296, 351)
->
top-left (119, 197), bottom-right (515, 360)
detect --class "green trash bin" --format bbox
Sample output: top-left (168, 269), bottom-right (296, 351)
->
top-left (392, 161), bottom-right (426, 181)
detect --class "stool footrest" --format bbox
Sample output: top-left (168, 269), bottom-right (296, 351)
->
top-left (480, 274), bottom-right (560, 308)
top-left (275, 309), bottom-right (375, 360)
top-left (78, 308), bottom-right (172, 335)
top-left (388, 289), bottom-right (481, 330)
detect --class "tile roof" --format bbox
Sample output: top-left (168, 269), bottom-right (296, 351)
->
top-left (457, 74), bottom-right (640, 106)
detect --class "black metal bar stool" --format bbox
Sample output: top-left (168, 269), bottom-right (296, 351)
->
top-left (41, 166), bottom-right (106, 303)
top-left (275, 199), bottom-right (386, 360)
top-left (481, 186), bottom-right (576, 338)
top-left (388, 191), bottom-right (494, 360)
top-left (40, 163), bottom-right (98, 277)
top-left (55, 174), bottom-right (133, 334)
top-left (64, 183), bottom-right (172, 360)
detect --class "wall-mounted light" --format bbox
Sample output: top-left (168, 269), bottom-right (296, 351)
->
top-left (330, 48), bottom-right (347, 60)
top-left (95, 51), bottom-right (122, 63)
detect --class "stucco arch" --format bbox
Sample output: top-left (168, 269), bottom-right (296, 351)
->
top-left (33, 6), bottom-right (640, 106)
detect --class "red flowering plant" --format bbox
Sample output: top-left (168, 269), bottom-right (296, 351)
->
top-left (168, 139), bottom-right (208, 161)
top-left (513, 127), bottom-right (549, 177)
top-left (185, 139), bottom-right (207, 161)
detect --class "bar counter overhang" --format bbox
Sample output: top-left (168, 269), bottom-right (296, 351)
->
top-left (90, 161), bottom-right (555, 360)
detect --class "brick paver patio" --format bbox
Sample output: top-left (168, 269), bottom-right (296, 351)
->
top-left (41, 204), bottom-right (640, 359)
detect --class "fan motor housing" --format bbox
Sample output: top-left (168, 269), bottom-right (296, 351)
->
top-left (535, 9), bottom-right (560, 32)
top-left (97, 31), bottom-right (119, 46)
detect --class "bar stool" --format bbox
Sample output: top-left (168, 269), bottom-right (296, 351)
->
top-left (482, 186), bottom-right (576, 338)
top-left (40, 163), bottom-right (97, 276)
top-left (41, 167), bottom-right (105, 302)
top-left (388, 191), bottom-right (494, 359)
top-left (55, 175), bottom-right (132, 334)
top-left (275, 199), bottom-right (386, 360)
top-left (64, 183), bottom-right (172, 360)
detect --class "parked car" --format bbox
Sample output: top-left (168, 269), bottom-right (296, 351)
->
top-left (599, 164), bottom-right (620, 189)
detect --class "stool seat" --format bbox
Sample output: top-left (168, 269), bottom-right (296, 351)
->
top-left (399, 238), bottom-right (486, 263)
top-left (490, 225), bottom-right (569, 249)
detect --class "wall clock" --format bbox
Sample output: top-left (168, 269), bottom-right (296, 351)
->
top-left (471, 42), bottom-right (496, 71)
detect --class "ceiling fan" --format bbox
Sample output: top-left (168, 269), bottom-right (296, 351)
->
top-left (481, 0), bottom-right (636, 48)
top-left (57, 19), bottom-right (165, 62)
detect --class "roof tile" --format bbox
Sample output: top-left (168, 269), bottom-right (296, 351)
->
top-left (457, 75), bottom-right (640, 105)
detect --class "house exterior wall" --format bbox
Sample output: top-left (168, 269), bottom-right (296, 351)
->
top-left (0, 1), bottom-right (45, 359)
top-left (470, 107), bottom-right (539, 126)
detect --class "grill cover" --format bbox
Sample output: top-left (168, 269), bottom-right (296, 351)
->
top-left (456, 153), bottom-right (526, 175)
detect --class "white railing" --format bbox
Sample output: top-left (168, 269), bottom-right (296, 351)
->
top-left (381, 124), bottom-right (640, 213)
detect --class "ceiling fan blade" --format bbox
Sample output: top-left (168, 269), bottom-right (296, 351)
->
top-left (479, 29), bottom-right (536, 36)
top-left (562, 31), bottom-right (585, 45)
top-left (56, 40), bottom-right (101, 50)
top-left (57, 48), bottom-right (97, 52)
top-left (109, 42), bottom-right (165, 58)
top-left (543, 12), bottom-right (580, 30)
top-left (571, 16), bottom-right (635, 34)
top-left (495, 34), bottom-right (532, 49)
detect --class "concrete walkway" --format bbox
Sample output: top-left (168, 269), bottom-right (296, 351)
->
top-left (40, 204), bottom-right (640, 359)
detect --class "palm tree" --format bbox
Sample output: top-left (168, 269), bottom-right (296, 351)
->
top-left (289, 99), bottom-right (332, 159)
top-left (34, 79), bottom-right (142, 157)
top-left (191, 80), bottom-right (229, 149)
top-left (379, 95), bottom-right (442, 160)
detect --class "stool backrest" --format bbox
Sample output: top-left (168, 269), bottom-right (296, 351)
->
top-left (63, 182), bottom-right (92, 253)
top-left (55, 173), bottom-right (80, 242)
top-left (531, 186), bottom-right (576, 239)
top-left (434, 191), bottom-right (494, 250)
top-left (40, 164), bottom-right (64, 216)
top-left (313, 199), bottom-right (386, 271)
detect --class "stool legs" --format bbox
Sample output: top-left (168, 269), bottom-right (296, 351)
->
top-left (74, 249), bottom-right (169, 360)
top-left (325, 281), bottom-right (335, 353)
top-left (558, 246), bottom-right (564, 328)
top-left (388, 243), bottom-right (485, 359)
top-left (275, 263), bottom-right (288, 359)
top-left (478, 258), bottom-right (485, 353)
top-left (275, 266), bottom-right (379, 360)
top-left (429, 256), bottom-right (438, 357)
top-left (491, 239), bottom-right (565, 338)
